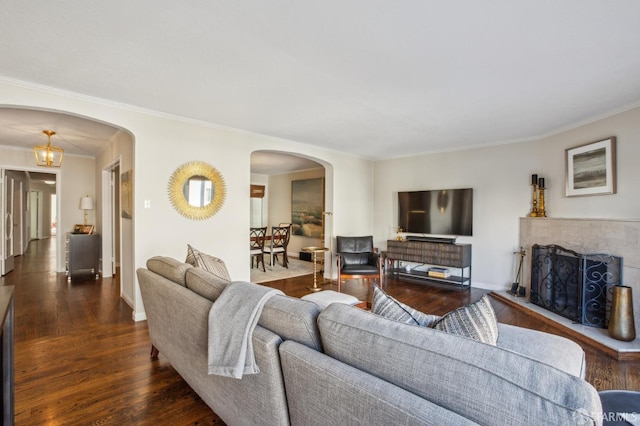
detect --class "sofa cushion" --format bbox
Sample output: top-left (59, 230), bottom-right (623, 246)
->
top-left (371, 285), bottom-right (439, 327)
top-left (259, 295), bottom-right (323, 351)
top-left (186, 245), bottom-right (231, 281)
top-left (497, 323), bottom-right (587, 378)
top-left (433, 294), bottom-right (499, 345)
top-left (185, 267), bottom-right (229, 302)
top-left (146, 256), bottom-right (193, 287)
top-left (318, 303), bottom-right (602, 426)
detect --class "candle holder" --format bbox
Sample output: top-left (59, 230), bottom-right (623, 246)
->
top-left (529, 183), bottom-right (538, 217)
top-left (538, 186), bottom-right (547, 217)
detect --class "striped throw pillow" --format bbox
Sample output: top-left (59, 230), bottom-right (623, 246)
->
top-left (433, 295), bottom-right (498, 345)
top-left (186, 245), bottom-right (231, 282)
top-left (371, 285), bottom-right (440, 327)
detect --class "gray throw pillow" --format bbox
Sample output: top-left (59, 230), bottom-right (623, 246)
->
top-left (433, 295), bottom-right (499, 345)
top-left (371, 285), bottom-right (439, 327)
top-left (186, 244), bottom-right (231, 282)
top-left (371, 286), bottom-right (499, 345)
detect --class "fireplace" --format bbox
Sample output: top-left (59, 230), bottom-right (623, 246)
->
top-left (530, 244), bottom-right (622, 328)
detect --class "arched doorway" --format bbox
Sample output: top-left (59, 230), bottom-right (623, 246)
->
top-left (250, 150), bottom-right (335, 280)
top-left (0, 106), bottom-right (135, 302)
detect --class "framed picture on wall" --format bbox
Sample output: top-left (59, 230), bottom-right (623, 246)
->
top-left (566, 137), bottom-right (616, 197)
top-left (121, 169), bottom-right (133, 219)
top-left (80, 225), bottom-right (95, 234)
top-left (291, 178), bottom-right (324, 237)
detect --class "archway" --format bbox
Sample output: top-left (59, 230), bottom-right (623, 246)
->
top-left (250, 150), bottom-right (335, 280)
top-left (0, 106), bottom-right (135, 301)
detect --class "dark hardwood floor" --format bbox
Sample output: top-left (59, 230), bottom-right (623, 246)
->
top-left (1, 238), bottom-right (637, 424)
top-left (2, 238), bottom-right (222, 425)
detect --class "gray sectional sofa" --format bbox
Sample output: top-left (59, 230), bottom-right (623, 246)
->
top-left (137, 256), bottom-right (603, 426)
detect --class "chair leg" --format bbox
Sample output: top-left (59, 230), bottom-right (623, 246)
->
top-left (260, 254), bottom-right (265, 272)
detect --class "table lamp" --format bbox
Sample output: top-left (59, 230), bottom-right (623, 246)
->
top-left (80, 196), bottom-right (94, 225)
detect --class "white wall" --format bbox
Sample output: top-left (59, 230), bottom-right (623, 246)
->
top-left (374, 106), bottom-right (640, 290)
top-left (0, 78), bottom-right (374, 320)
top-left (5, 78), bottom-right (637, 309)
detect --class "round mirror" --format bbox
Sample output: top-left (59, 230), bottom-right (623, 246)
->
top-left (183, 175), bottom-right (214, 207)
top-left (168, 161), bottom-right (226, 220)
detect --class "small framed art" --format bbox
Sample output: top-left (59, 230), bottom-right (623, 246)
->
top-left (566, 137), bottom-right (616, 197)
top-left (80, 225), bottom-right (95, 234)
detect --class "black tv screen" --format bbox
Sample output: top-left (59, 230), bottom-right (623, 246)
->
top-left (398, 188), bottom-right (473, 236)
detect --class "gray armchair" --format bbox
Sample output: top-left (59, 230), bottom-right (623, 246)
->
top-left (336, 236), bottom-right (383, 292)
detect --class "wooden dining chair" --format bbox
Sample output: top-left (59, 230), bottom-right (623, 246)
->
top-left (263, 225), bottom-right (291, 268)
top-left (250, 227), bottom-right (267, 272)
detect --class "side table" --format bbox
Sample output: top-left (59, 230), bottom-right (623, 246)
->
top-left (301, 246), bottom-right (328, 292)
top-left (67, 233), bottom-right (101, 280)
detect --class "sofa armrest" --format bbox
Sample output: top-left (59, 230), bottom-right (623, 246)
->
top-left (497, 323), bottom-right (586, 379)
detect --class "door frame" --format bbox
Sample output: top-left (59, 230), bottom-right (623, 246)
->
top-left (1, 170), bottom-right (15, 275)
top-left (101, 158), bottom-right (121, 291)
top-left (0, 166), bottom-right (61, 273)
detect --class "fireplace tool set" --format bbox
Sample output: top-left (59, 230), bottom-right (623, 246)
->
top-left (509, 247), bottom-right (526, 297)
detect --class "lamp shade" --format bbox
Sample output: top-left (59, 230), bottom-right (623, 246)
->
top-left (80, 196), bottom-right (94, 210)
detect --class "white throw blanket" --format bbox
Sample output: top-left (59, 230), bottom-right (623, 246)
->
top-left (207, 281), bottom-right (283, 379)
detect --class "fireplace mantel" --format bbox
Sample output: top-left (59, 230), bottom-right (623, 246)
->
top-left (513, 217), bottom-right (640, 358)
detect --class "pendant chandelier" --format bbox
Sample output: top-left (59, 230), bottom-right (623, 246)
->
top-left (33, 130), bottom-right (64, 167)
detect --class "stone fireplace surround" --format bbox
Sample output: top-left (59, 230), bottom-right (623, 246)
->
top-left (495, 217), bottom-right (640, 360)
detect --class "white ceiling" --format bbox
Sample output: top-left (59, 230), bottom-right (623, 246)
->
top-left (1, 1), bottom-right (640, 162)
top-left (0, 108), bottom-right (124, 157)
top-left (250, 151), bottom-right (322, 176)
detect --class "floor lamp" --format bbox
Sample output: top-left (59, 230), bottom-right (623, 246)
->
top-left (322, 211), bottom-right (333, 284)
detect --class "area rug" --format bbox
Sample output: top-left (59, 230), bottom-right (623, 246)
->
top-left (250, 257), bottom-right (314, 283)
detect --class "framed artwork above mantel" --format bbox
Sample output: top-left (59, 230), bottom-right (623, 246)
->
top-left (565, 137), bottom-right (616, 197)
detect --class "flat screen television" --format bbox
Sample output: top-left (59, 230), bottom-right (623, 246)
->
top-left (398, 188), bottom-right (473, 236)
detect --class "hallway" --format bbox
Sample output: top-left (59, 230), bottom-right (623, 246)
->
top-left (0, 238), bottom-right (220, 425)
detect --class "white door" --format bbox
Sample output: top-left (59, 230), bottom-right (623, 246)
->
top-left (29, 191), bottom-right (40, 240)
top-left (1, 169), bottom-right (15, 275)
top-left (111, 168), bottom-right (118, 276)
top-left (13, 181), bottom-right (23, 256)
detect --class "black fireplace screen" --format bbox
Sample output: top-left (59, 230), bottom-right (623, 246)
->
top-left (530, 244), bottom-right (622, 328)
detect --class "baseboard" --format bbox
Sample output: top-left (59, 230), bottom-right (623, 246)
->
top-left (471, 281), bottom-right (506, 291)
top-left (122, 292), bottom-right (134, 309)
top-left (132, 310), bottom-right (147, 322)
